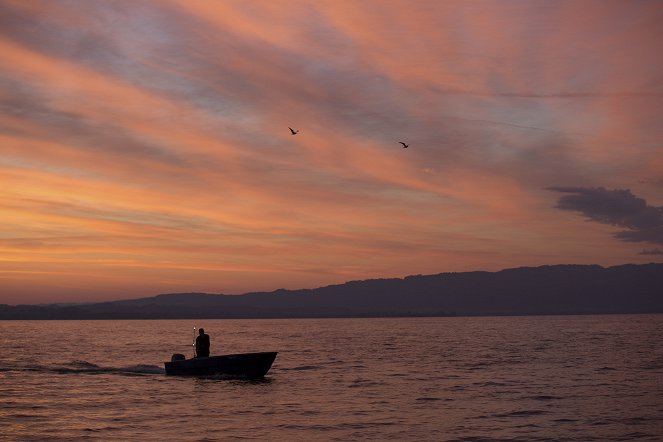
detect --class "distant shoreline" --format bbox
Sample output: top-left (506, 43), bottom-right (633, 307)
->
top-left (3, 312), bottom-right (663, 321)
top-left (2, 263), bottom-right (661, 320)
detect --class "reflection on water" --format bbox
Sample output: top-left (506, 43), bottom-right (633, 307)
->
top-left (1, 315), bottom-right (662, 441)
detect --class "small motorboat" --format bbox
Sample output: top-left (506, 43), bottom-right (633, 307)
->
top-left (164, 351), bottom-right (277, 378)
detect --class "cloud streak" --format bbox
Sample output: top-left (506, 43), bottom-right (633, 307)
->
top-left (639, 248), bottom-right (663, 256)
top-left (1, 0), bottom-right (662, 302)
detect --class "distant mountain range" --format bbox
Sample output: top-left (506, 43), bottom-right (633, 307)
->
top-left (1, 264), bottom-right (661, 319)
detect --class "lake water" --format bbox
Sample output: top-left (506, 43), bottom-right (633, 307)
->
top-left (1, 315), bottom-right (662, 441)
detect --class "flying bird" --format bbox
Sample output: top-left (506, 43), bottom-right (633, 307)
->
top-left (399, 142), bottom-right (409, 148)
top-left (289, 127), bottom-right (299, 135)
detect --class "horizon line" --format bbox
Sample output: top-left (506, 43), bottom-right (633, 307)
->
top-left (7, 261), bottom-right (661, 307)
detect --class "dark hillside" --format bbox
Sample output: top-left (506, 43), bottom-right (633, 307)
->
top-left (1, 264), bottom-right (661, 319)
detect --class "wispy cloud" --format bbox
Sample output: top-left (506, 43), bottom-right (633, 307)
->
top-left (1, 0), bottom-right (662, 302)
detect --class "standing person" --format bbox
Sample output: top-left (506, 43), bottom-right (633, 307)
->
top-left (195, 328), bottom-right (210, 358)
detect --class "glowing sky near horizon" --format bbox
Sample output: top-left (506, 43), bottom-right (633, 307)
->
top-left (1, 0), bottom-right (662, 304)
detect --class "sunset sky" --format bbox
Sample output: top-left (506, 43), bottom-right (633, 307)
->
top-left (1, 0), bottom-right (662, 304)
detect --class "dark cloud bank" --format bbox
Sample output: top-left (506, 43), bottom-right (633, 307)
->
top-left (548, 187), bottom-right (663, 247)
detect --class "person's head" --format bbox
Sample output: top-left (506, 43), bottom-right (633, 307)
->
top-left (199, 328), bottom-right (205, 335)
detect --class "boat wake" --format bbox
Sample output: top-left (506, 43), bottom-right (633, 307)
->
top-left (0, 360), bottom-right (166, 375)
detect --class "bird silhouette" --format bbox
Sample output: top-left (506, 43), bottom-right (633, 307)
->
top-left (289, 127), bottom-right (299, 135)
top-left (399, 142), bottom-right (409, 148)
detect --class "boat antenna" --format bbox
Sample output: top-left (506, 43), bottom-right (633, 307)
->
top-left (192, 326), bottom-right (197, 358)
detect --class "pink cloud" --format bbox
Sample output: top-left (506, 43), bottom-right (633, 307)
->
top-left (0, 0), bottom-right (660, 302)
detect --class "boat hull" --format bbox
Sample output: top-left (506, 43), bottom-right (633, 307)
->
top-left (164, 352), bottom-right (277, 378)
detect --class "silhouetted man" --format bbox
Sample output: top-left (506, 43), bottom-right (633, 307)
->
top-left (195, 328), bottom-right (210, 358)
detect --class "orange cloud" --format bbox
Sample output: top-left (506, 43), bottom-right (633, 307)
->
top-left (0, 0), bottom-right (660, 303)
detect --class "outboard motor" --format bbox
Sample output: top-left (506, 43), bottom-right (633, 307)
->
top-left (171, 353), bottom-right (186, 362)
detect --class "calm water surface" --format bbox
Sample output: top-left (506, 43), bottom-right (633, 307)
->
top-left (1, 315), bottom-right (662, 441)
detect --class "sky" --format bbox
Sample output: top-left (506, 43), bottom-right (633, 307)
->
top-left (1, 0), bottom-right (662, 304)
